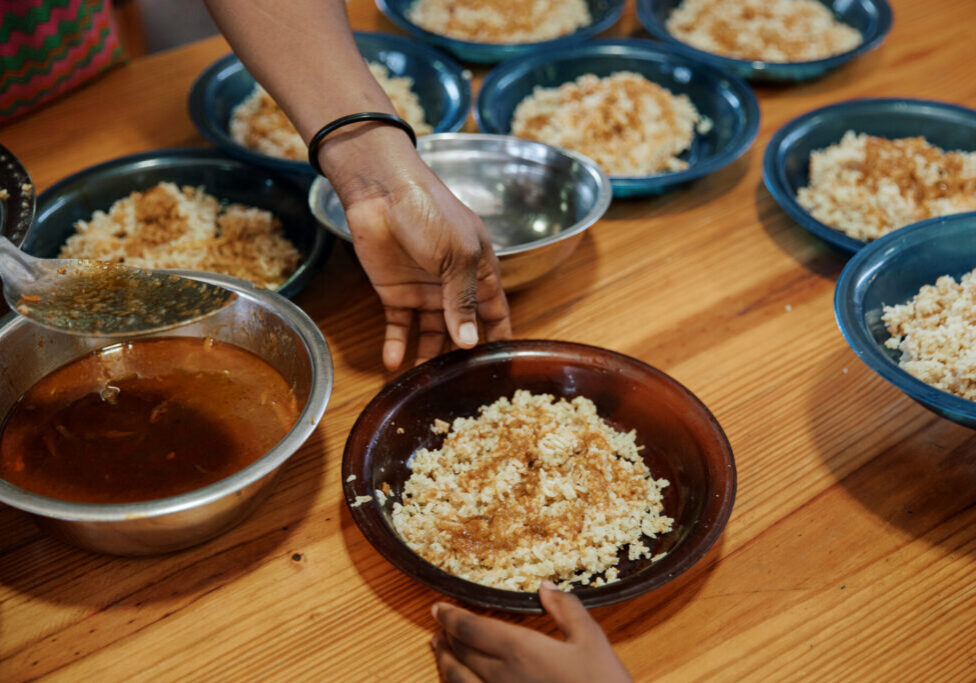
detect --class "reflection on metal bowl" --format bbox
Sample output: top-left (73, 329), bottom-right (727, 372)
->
top-left (0, 272), bottom-right (333, 555)
top-left (309, 133), bottom-right (612, 291)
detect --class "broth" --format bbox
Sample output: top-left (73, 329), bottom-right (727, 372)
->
top-left (0, 337), bottom-right (299, 504)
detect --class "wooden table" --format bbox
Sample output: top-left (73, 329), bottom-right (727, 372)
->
top-left (2, 1), bottom-right (975, 680)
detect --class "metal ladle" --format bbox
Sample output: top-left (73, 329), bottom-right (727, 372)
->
top-left (0, 235), bottom-right (236, 337)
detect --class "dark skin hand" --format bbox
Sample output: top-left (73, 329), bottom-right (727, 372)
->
top-left (431, 582), bottom-right (632, 683)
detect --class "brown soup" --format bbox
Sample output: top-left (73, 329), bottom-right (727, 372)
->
top-left (0, 337), bottom-right (299, 504)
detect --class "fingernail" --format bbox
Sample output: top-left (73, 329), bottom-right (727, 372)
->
top-left (540, 580), bottom-right (558, 592)
top-left (430, 632), bottom-right (440, 650)
top-left (431, 603), bottom-right (440, 620)
top-left (458, 322), bottom-right (478, 347)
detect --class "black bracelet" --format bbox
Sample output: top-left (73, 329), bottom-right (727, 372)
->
top-left (307, 112), bottom-right (418, 176)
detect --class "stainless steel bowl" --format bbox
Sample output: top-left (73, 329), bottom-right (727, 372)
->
top-left (0, 271), bottom-right (333, 555)
top-left (309, 133), bottom-right (612, 291)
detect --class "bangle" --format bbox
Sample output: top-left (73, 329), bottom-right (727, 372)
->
top-left (307, 112), bottom-right (417, 176)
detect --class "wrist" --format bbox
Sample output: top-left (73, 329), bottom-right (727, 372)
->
top-left (314, 122), bottom-right (424, 207)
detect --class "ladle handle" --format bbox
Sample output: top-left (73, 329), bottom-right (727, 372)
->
top-left (0, 235), bottom-right (37, 284)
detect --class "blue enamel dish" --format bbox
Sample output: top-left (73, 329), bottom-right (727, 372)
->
top-left (376, 0), bottom-right (625, 64)
top-left (763, 98), bottom-right (976, 253)
top-left (188, 32), bottom-right (471, 175)
top-left (476, 39), bottom-right (759, 198)
top-left (835, 212), bottom-right (976, 429)
top-left (636, 0), bottom-right (893, 82)
top-left (24, 148), bottom-right (331, 300)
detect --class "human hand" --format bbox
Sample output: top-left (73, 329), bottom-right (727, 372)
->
top-left (430, 582), bottom-right (632, 683)
top-left (321, 125), bottom-right (511, 370)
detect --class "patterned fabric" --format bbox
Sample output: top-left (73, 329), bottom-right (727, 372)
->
top-left (0, 0), bottom-right (124, 124)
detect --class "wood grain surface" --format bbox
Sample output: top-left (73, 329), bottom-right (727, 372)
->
top-left (2, 1), bottom-right (976, 680)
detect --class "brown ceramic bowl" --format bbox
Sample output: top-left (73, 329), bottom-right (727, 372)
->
top-left (342, 340), bottom-right (735, 612)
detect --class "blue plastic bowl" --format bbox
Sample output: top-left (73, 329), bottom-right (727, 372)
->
top-left (835, 212), bottom-right (976, 428)
top-left (476, 39), bottom-right (759, 198)
top-left (636, 0), bottom-right (892, 82)
top-left (763, 98), bottom-right (976, 253)
top-left (25, 148), bottom-right (331, 299)
top-left (188, 32), bottom-right (471, 176)
top-left (376, 0), bottom-right (625, 64)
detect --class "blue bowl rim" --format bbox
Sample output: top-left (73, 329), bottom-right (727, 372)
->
top-left (635, 0), bottom-right (893, 75)
top-left (187, 31), bottom-right (472, 175)
top-left (375, 0), bottom-right (626, 59)
top-left (475, 38), bottom-right (760, 190)
top-left (762, 97), bottom-right (976, 254)
top-left (834, 211), bottom-right (976, 423)
top-left (29, 147), bottom-right (331, 299)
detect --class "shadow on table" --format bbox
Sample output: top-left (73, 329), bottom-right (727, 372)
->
top-left (338, 498), bottom-right (721, 637)
top-left (806, 346), bottom-right (976, 558)
top-left (0, 427), bottom-right (331, 606)
top-left (753, 183), bottom-right (848, 281)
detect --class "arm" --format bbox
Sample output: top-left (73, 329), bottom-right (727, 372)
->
top-left (204, 0), bottom-right (511, 369)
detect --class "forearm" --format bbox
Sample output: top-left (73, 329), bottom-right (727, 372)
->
top-left (204, 0), bottom-right (421, 204)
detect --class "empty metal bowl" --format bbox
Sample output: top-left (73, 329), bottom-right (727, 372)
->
top-left (342, 340), bottom-right (736, 612)
top-left (0, 272), bottom-right (333, 555)
top-left (636, 0), bottom-right (893, 82)
top-left (309, 133), bottom-right (611, 291)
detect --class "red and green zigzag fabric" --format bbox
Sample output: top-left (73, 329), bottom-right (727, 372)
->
top-left (0, 0), bottom-right (124, 124)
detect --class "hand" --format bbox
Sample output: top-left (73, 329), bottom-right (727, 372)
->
top-left (431, 582), bottom-right (632, 683)
top-left (324, 126), bottom-right (511, 370)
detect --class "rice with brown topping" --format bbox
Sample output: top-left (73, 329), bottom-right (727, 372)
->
top-left (510, 71), bottom-right (710, 176)
top-left (58, 182), bottom-right (300, 289)
top-left (230, 62), bottom-right (432, 161)
top-left (391, 390), bottom-right (673, 592)
top-left (883, 270), bottom-right (976, 401)
top-left (666, 0), bottom-right (862, 62)
top-left (407, 0), bottom-right (590, 44)
top-left (797, 132), bottom-right (976, 241)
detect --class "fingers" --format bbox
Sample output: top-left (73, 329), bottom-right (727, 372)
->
top-left (415, 310), bottom-right (448, 366)
top-left (432, 631), bottom-right (481, 683)
top-left (538, 581), bottom-right (603, 643)
top-left (382, 308), bottom-right (413, 371)
top-left (439, 241), bottom-right (483, 350)
top-left (476, 237), bottom-right (511, 343)
top-left (442, 632), bottom-right (505, 681)
top-left (432, 602), bottom-right (526, 655)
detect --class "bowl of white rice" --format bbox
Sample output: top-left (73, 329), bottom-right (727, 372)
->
top-left (376, 0), bottom-right (626, 64)
top-left (763, 98), bottom-right (976, 253)
top-left (637, 0), bottom-right (893, 82)
top-left (342, 340), bottom-right (736, 612)
top-left (476, 39), bottom-right (759, 198)
top-left (187, 32), bottom-right (471, 176)
top-left (24, 148), bottom-right (330, 299)
top-left (835, 212), bottom-right (976, 428)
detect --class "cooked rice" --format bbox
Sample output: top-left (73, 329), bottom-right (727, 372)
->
top-left (58, 182), bottom-right (300, 289)
top-left (666, 0), bottom-right (862, 62)
top-left (407, 0), bottom-right (590, 44)
top-left (230, 62), bottom-right (432, 160)
top-left (883, 270), bottom-right (976, 401)
top-left (510, 72), bottom-right (710, 176)
top-left (391, 390), bottom-right (673, 592)
top-left (797, 132), bottom-right (976, 241)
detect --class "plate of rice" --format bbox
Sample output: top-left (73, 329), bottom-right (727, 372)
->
top-left (376, 0), bottom-right (626, 64)
top-left (24, 148), bottom-right (330, 299)
top-left (636, 0), bottom-right (892, 82)
top-left (835, 212), bottom-right (976, 429)
top-left (477, 39), bottom-right (759, 198)
top-left (342, 340), bottom-right (736, 612)
top-left (188, 32), bottom-right (471, 175)
top-left (763, 98), bottom-right (976, 253)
